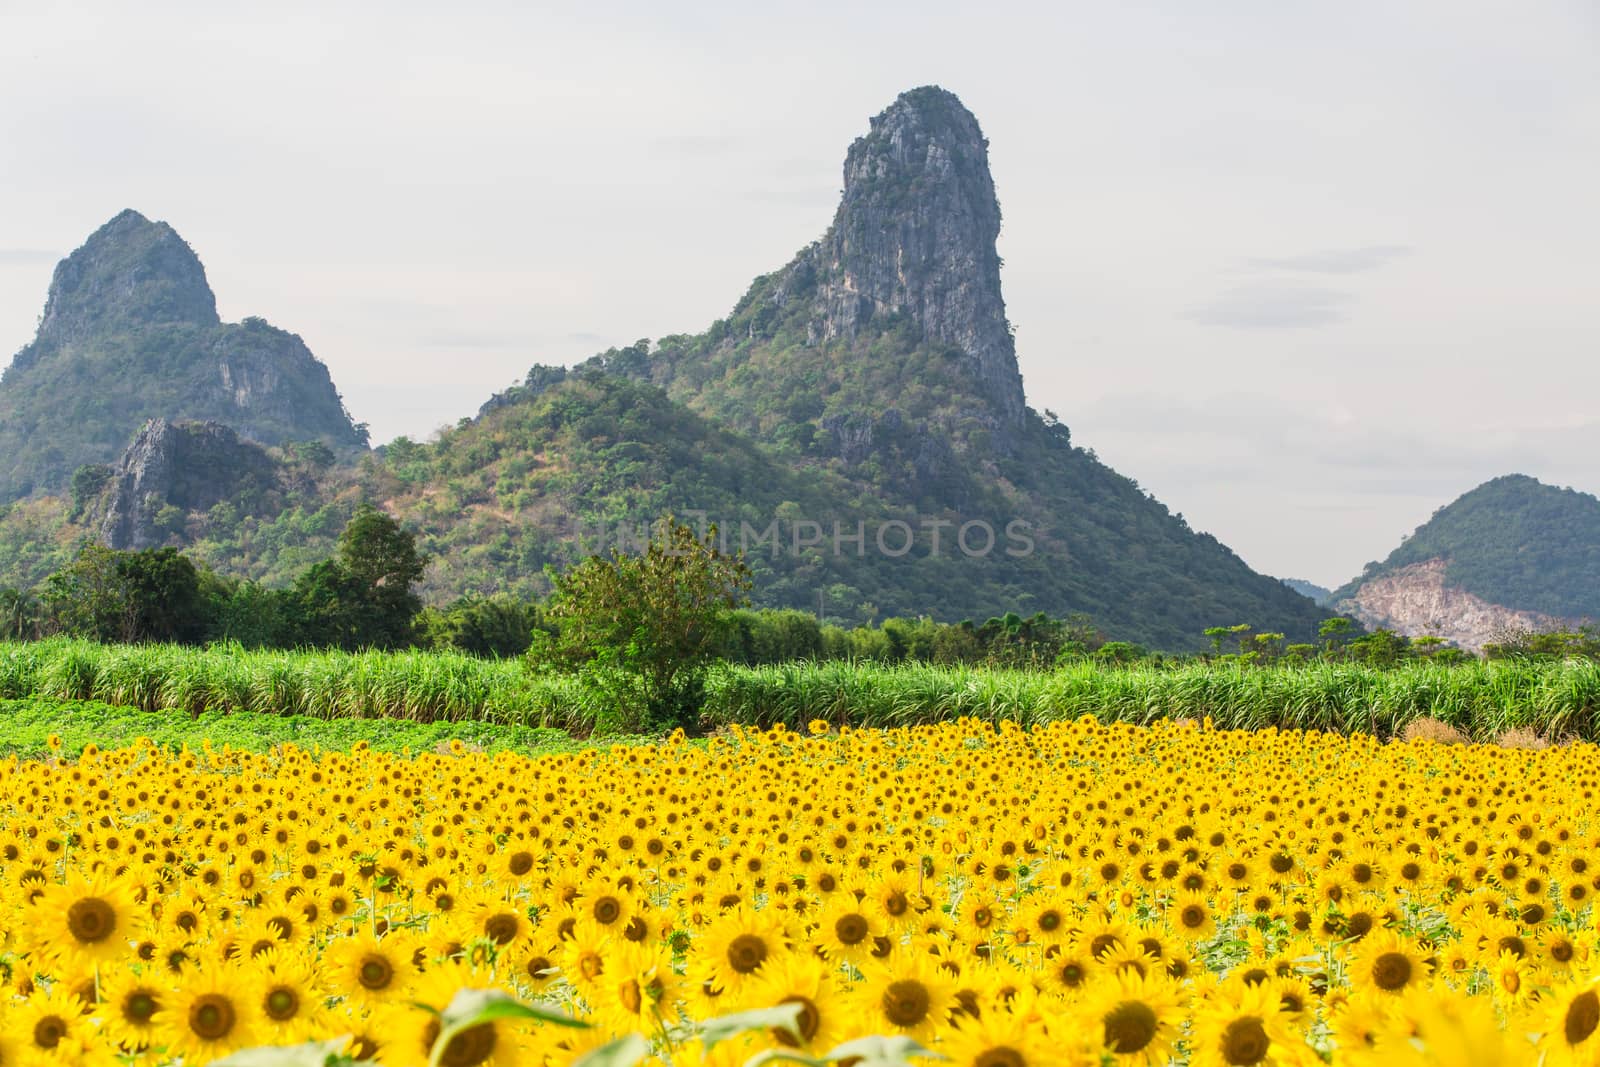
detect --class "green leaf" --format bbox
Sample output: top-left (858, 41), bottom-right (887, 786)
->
top-left (437, 987), bottom-right (588, 1030)
top-left (700, 1002), bottom-right (806, 1051)
top-left (210, 1038), bottom-right (353, 1067)
top-left (571, 1033), bottom-right (652, 1067)
top-left (429, 989), bottom-right (589, 1067)
top-left (824, 1035), bottom-right (945, 1066)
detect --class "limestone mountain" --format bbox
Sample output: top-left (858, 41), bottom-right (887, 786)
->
top-left (1331, 475), bottom-right (1600, 650)
top-left (389, 87), bottom-right (1330, 648)
top-left (0, 89), bottom-right (1334, 650)
top-left (0, 209), bottom-right (367, 500)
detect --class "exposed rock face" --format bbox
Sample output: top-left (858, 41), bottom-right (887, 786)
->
top-left (1337, 559), bottom-right (1571, 652)
top-left (28, 209), bottom-right (220, 356)
top-left (777, 87), bottom-right (1026, 438)
top-left (0, 209), bottom-right (367, 499)
top-left (98, 419), bottom-right (279, 550)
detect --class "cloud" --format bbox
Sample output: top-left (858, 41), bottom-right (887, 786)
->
top-left (1246, 245), bottom-right (1412, 274)
top-left (0, 248), bottom-right (59, 264)
top-left (1184, 284), bottom-right (1352, 328)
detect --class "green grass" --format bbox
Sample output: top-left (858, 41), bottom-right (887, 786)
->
top-left (0, 699), bottom-right (641, 760)
top-left (2, 639), bottom-right (1598, 741)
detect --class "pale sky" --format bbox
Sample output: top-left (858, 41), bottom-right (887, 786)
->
top-left (2, 1), bottom-right (1597, 588)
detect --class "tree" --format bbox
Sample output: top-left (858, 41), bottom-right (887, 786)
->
top-left (115, 547), bottom-right (205, 643)
top-left (42, 545), bottom-right (206, 643)
top-left (532, 517), bottom-right (751, 732)
top-left (43, 544), bottom-right (135, 642)
top-left (291, 506), bottom-right (428, 649)
top-left (0, 587), bottom-right (39, 641)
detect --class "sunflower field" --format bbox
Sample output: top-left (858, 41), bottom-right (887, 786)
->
top-left (3, 717), bottom-right (1599, 1065)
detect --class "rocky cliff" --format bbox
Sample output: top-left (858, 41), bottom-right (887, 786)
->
top-left (0, 210), bottom-right (367, 500)
top-left (95, 419), bottom-right (281, 550)
top-left (807, 86), bottom-right (1024, 429)
top-left (1338, 559), bottom-right (1570, 652)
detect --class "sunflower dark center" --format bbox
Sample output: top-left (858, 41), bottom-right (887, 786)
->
top-left (483, 912), bottom-right (520, 945)
top-left (974, 1049), bottom-right (1026, 1067)
top-left (265, 986), bottom-right (299, 1020)
top-left (1372, 952), bottom-right (1412, 991)
top-left (34, 1016), bottom-right (66, 1049)
top-left (882, 979), bottom-right (931, 1027)
top-left (1566, 990), bottom-right (1600, 1045)
top-left (1222, 1017), bottom-right (1270, 1066)
top-left (125, 991), bottom-right (158, 1022)
top-left (1103, 1001), bottom-right (1159, 1053)
top-left (189, 994), bottom-right (238, 1040)
top-left (593, 896), bottom-right (622, 924)
top-left (359, 954), bottom-right (395, 990)
top-left (728, 934), bottom-right (769, 974)
top-left (67, 897), bottom-right (116, 943)
top-left (423, 1020), bottom-right (498, 1067)
top-left (836, 914), bottom-right (868, 945)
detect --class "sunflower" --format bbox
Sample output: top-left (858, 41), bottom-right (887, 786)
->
top-left (816, 894), bottom-right (884, 965)
top-left (594, 938), bottom-right (682, 1034)
top-left (1350, 929), bottom-right (1430, 997)
top-left (1168, 890), bottom-right (1216, 941)
top-left (98, 969), bottom-right (167, 1052)
top-left (27, 869), bottom-right (140, 973)
top-left (14, 983), bottom-right (90, 1061)
top-left (854, 950), bottom-right (957, 1042)
top-left (1536, 975), bottom-right (1600, 1066)
top-left (749, 951), bottom-right (851, 1051)
top-left (469, 894), bottom-right (532, 951)
top-left (555, 916), bottom-right (613, 999)
top-left (1189, 980), bottom-right (1307, 1067)
top-left (252, 948), bottom-right (327, 1043)
top-left (153, 963), bottom-right (259, 1060)
top-left (386, 962), bottom-right (530, 1067)
top-left (326, 929), bottom-right (419, 1006)
top-left (1487, 948), bottom-right (1534, 1008)
top-left (1082, 968), bottom-right (1184, 1066)
top-left (1016, 892), bottom-right (1073, 948)
top-left (696, 905), bottom-right (792, 1000)
top-left (944, 1006), bottom-right (1069, 1067)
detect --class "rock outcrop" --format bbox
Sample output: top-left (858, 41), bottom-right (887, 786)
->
top-left (97, 419), bottom-right (280, 550)
top-left (0, 210), bottom-right (367, 500)
top-left (806, 87), bottom-right (1024, 429)
top-left (1337, 559), bottom-right (1571, 653)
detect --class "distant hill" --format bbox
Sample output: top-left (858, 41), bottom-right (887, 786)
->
top-left (0, 210), bottom-right (367, 500)
top-left (1331, 474), bottom-right (1600, 649)
top-left (1282, 578), bottom-right (1333, 605)
top-left (0, 89), bottom-right (1333, 651)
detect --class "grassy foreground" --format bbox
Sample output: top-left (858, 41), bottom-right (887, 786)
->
top-left (3, 638), bottom-right (1600, 739)
top-left (0, 698), bottom-right (624, 760)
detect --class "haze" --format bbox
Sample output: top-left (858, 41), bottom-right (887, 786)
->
top-left (2, 1), bottom-right (1596, 589)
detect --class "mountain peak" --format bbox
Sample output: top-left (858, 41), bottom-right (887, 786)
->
top-left (810, 87), bottom-right (1024, 430)
top-left (34, 209), bottom-right (220, 348)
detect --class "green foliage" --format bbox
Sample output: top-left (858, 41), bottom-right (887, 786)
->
top-left (42, 544), bottom-right (205, 643)
top-left (0, 697), bottom-right (600, 760)
top-left (9, 640), bottom-right (1600, 742)
top-left (289, 506), bottom-right (428, 650)
top-left (532, 518), bottom-right (751, 733)
top-left (417, 595), bottom-right (542, 657)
